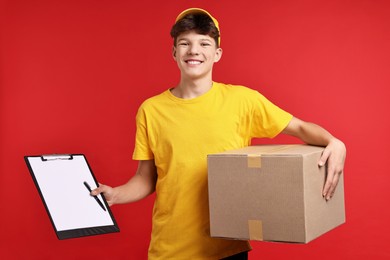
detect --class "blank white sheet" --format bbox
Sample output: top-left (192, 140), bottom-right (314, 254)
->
top-left (27, 155), bottom-right (114, 231)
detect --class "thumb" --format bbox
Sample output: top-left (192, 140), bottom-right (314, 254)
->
top-left (91, 183), bottom-right (106, 196)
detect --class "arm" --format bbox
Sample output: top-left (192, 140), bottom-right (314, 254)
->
top-left (91, 159), bottom-right (157, 206)
top-left (282, 117), bottom-right (346, 201)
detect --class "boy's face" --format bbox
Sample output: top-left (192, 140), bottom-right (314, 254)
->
top-left (173, 30), bottom-right (222, 80)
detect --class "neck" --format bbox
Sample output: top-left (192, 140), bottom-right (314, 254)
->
top-left (171, 77), bottom-right (213, 99)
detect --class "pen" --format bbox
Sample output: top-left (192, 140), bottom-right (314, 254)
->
top-left (83, 181), bottom-right (106, 211)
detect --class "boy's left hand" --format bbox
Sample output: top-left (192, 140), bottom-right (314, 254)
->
top-left (318, 138), bottom-right (346, 201)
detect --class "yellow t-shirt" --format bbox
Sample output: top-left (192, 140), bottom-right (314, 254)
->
top-left (133, 82), bottom-right (293, 260)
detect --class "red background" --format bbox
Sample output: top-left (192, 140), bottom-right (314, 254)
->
top-left (1, 0), bottom-right (389, 259)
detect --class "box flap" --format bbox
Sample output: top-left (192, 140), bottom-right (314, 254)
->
top-left (208, 144), bottom-right (324, 157)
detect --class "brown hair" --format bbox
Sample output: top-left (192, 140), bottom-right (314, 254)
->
top-left (170, 13), bottom-right (220, 47)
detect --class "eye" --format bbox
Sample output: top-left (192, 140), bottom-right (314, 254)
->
top-left (178, 42), bottom-right (189, 46)
top-left (201, 42), bottom-right (211, 47)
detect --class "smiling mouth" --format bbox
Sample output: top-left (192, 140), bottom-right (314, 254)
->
top-left (186, 60), bottom-right (203, 65)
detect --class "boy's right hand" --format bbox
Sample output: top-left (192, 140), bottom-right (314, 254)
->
top-left (91, 183), bottom-right (115, 206)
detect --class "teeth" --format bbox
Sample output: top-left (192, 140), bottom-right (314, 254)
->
top-left (187, 60), bottom-right (201, 65)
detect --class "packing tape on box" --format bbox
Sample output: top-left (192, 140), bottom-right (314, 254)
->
top-left (247, 145), bottom-right (296, 168)
top-left (248, 220), bottom-right (263, 240)
top-left (247, 154), bottom-right (262, 168)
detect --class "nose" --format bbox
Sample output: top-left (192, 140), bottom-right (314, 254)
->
top-left (188, 44), bottom-right (199, 55)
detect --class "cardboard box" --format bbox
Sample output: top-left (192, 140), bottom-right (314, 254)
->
top-left (208, 144), bottom-right (345, 243)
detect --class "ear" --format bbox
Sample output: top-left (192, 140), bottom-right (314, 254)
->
top-left (214, 48), bottom-right (223, 63)
top-left (172, 46), bottom-right (177, 61)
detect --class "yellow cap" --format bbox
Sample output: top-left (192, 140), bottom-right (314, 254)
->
top-left (175, 8), bottom-right (220, 46)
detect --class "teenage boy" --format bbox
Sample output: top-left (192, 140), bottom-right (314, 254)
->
top-left (92, 8), bottom-right (346, 260)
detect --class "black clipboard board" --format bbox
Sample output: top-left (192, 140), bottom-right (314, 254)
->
top-left (25, 154), bottom-right (120, 240)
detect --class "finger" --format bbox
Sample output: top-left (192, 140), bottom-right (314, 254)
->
top-left (92, 184), bottom-right (114, 206)
top-left (322, 159), bottom-right (335, 198)
top-left (322, 173), bottom-right (333, 199)
top-left (318, 147), bottom-right (331, 167)
top-left (324, 170), bottom-right (342, 201)
top-left (91, 184), bottom-right (106, 196)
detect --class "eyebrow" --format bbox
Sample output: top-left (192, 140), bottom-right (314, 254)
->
top-left (177, 37), bottom-right (213, 42)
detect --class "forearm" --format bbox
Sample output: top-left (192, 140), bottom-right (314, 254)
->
top-left (93, 160), bottom-right (157, 206)
top-left (110, 173), bottom-right (156, 205)
top-left (282, 117), bottom-right (336, 146)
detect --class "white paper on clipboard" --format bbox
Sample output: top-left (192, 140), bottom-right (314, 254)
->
top-left (25, 154), bottom-right (119, 239)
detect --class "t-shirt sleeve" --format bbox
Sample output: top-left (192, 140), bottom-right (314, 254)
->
top-left (250, 91), bottom-right (293, 138)
top-left (132, 104), bottom-right (154, 160)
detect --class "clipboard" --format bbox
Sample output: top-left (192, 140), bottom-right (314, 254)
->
top-left (24, 154), bottom-right (120, 240)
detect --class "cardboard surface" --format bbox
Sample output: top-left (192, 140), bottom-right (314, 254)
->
top-left (208, 144), bottom-right (345, 243)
